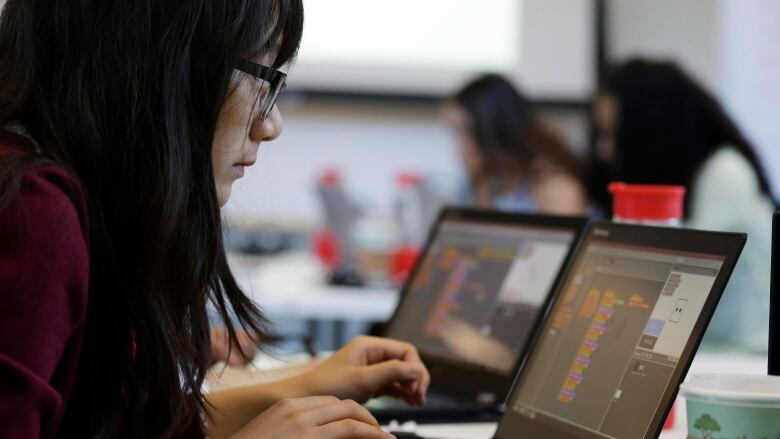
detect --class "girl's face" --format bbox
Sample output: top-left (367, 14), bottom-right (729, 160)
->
top-left (212, 62), bottom-right (284, 207)
top-left (444, 103), bottom-right (484, 179)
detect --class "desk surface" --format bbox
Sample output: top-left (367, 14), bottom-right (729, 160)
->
top-left (394, 422), bottom-right (688, 438)
top-left (230, 251), bottom-right (399, 321)
top-left (393, 423), bottom-right (683, 438)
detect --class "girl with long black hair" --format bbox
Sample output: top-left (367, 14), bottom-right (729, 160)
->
top-left (591, 58), bottom-right (777, 352)
top-left (0, 1), bottom-right (427, 437)
top-left (445, 74), bottom-right (588, 215)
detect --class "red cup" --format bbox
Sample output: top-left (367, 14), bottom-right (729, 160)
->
top-left (662, 403), bottom-right (675, 429)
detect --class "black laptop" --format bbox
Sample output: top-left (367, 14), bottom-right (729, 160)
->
top-left (394, 221), bottom-right (746, 438)
top-left (769, 210), bottom-right (779, 375)
top-left (368, 207), bottom-right (587, 422)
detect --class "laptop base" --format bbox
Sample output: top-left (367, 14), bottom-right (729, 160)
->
top-left (368, 394), bottom-right (502, 424)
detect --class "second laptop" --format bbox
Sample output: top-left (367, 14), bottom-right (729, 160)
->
top-left (367, 207), bottom-right (587, 423)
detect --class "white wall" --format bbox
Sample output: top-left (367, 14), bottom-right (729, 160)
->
top-left (608, 0), bottom-right (719, 89)
top-left (518, 0), bottom-right (595, 99)
top-left (718, 0), bottom-right (780, 195)
top-left (608, 0), bottom-right (780, 198)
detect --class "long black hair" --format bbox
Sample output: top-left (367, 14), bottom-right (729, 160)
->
top-left (0, 0), bottom-right (302, 437)
top-left (594, 59), bottom-right (775, 215)
top-left (452, 74), bottom-right (583, 184)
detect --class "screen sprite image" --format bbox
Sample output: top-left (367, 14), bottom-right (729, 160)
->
top-left (390, 220), bottom-right (576, 373)
top-left (508, 240), bottom-right (724, 438)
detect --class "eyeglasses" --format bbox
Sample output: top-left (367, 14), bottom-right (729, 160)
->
top-left (235, 59), bottom-right (287, 120)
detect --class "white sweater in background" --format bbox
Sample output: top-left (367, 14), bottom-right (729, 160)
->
top-left (688, 147), bottom-right (775, 352)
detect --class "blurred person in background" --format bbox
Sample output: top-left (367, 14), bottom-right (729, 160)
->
top-left (591, 58), bottom-right (777, 352)
top-left (444, 74), bottom-right (588, 216)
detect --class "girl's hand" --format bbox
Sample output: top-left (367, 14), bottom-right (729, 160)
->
top-left (230, 396), bottom-right (395, 439)
top-left (299, 336), bottom-right (430, 406)
top-left (205, 337), bottom-right (425, 438)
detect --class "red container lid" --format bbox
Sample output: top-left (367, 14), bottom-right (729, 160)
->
top-left (396, 171), bottom-right (423, 187)
top-left (318, 168), bottom-right (342, 187)
top-left (608, 182), bottom-right (686, 221)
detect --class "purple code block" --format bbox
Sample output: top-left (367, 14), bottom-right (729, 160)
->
top-left (643, 319), bottom-right (665, 337)
top-left (559, 389), bottom-right (576, 398)
top-left (575, 356), bottom-right (592, 366)
top-left (598, 306), bottom-right (615, 315)
top-left (583, 339), bottom-right (600, 348)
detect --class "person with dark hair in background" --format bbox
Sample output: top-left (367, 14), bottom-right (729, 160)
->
top-left (592, 58), bottom-right (777, 352)
top-left (0, 1), bottom-right (427, 437)
top-left (444, 74), bottom-right (588, 215)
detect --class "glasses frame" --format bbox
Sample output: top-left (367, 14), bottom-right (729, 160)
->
top-left (235, 59), bottom-right (287, 120)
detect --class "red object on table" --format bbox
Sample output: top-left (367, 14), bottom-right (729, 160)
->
top-left (313, 230), bottom-right (340, 269)
top-left (318, 168), bottom-right (342, 186)
top-left (395, 171), bottom-right (423, 187)
top-left (663, 403), bottom-right (675, 429)
top-left (390, 244), bottom-right (421, 284)
top-left (608, 182), bottom-right (686, 222)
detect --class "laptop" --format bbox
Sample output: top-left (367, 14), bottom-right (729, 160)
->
top-left (770, 210), bottom-right (779, 375)
top-left (392, 221), bottom-right (746, 438)
top-left (369, 207), bottom-right (588, 422)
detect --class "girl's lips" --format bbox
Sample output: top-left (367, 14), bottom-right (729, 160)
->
top-left (232, 160), bottom-right (255, 178)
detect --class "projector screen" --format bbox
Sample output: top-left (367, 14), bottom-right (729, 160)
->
top-left (299, 0), bottom-right (522, 72)
top-left (289, 0), bottom-right (595, 100)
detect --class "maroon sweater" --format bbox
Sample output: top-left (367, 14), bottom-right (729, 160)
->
top-left (0, 131), bottom-right (206, 437)
top-left (0, 131), bottom-right (90, 437)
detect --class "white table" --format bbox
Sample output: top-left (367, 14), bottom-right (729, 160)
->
top-left (229, 251), bottom-right (399, 347)
top-left (230, 251), bottom-right (399, 320)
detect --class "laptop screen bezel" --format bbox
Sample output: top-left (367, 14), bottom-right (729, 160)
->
top-left (383, 207), bottom-right (588, 405)
top-left (769, 210), bottom-right (779, 375)
top-left (493, 221), bottom-right (746, 438)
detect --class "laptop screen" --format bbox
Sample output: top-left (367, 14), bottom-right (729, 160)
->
top-left (497, 224), bottom-right (742, 438)
top-left (386, 217), bottom-right (577, 375)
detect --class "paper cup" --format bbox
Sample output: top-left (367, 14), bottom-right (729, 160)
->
top-left (680, 374), bottom-right (780, 439)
